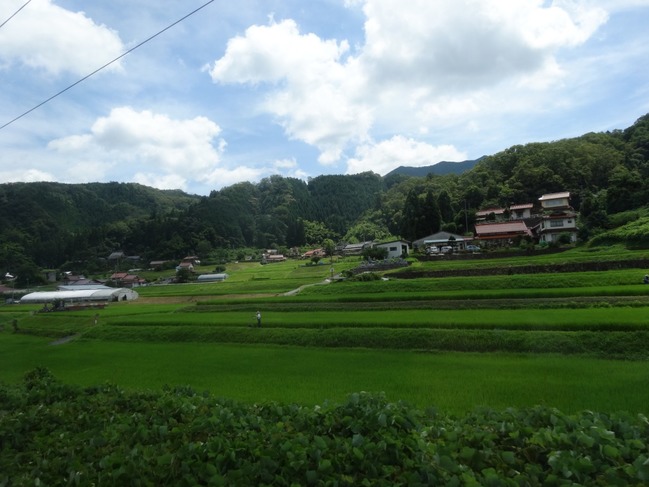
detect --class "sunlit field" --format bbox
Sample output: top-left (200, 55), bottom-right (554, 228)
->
top-left (2, 246), bottom-right (649, 414)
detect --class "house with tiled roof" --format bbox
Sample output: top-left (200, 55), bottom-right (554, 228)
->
top-left (301, 248), bottom-right (324, 259)
top-left (413, 232), bottom-right (470, 251)
top-left (509, 203), bottom-right (534, 220)
top-left (475, 207), bottom-right (507, 222)
top-left (110, 272), bottom-right (146, 288)
top-left (474, 221), bottom-right (534, 246)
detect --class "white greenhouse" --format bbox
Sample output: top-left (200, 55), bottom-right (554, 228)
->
top-left (20, 287), bottom-right (138, 305)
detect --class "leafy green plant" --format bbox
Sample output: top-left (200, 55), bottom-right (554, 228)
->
top-left (2, 371), bottom-right (648, 486)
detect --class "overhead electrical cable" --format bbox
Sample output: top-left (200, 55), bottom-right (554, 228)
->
top-left (0, 0), bottom-right (32, 30)
top-left (0, 0), bottom-right (215, 132)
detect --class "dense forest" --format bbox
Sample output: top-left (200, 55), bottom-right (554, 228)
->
top-left (2, 114), bottom-right (649, 285)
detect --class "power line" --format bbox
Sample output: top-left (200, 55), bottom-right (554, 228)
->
top-left (0, 0), bottom-right (215, 132)
top-left (0, 0), bottom-right (32, 30)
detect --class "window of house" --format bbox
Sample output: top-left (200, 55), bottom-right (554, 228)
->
top-left (389, 246), bottom-right (397, 251)
top-left (550, 220), bottom-right (564, 227)
top-left (544, 199), bottom-right (565, 207)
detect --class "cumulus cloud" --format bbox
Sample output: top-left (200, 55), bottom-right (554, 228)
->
top-left (272, 158), bottom-right (309, 180)
top-left (207, 0), bottom-right (610, 166)
top-left (0, 168), bottom-right (54, 183)
top-left (200, 166), bottom-right (265, 189)
top-left (346, 136), bottom-right (468, 175)
top-left (208, 18), bottom-right (372, 165)
top-left (48, 107), bottom-right (227, 191)
top-left (0, 0), bottom-right (125, 76)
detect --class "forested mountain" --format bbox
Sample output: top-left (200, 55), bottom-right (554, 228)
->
top-left (2, 114), bottom-right (649, 285)
top-left (385, 157), bottom-right (483, 177)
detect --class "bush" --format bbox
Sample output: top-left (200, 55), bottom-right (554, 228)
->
top-left (2, 371), bottom-right (649, 486)
top-left (348, 272), bottom-right (382, 282)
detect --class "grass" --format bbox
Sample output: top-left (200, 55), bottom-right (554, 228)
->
top-left (4, 247), bottom-right (649, 414)
top-left (51, 306), bottom-right (649, 331)
top-left (1, 333), bottom-right (648, 415)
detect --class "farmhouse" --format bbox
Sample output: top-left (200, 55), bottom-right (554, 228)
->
top-left (176, 261), bottom-right (194, 272)
top-left (149, 260), bottom-right (169, 270)
top-left (474, 221), bottom-right (533, 246)
top-left (509, 203), bottom-right (534, 220)
top-left (301, 248), bottom-right (324, 259)
top-left (342, 241), bottom-right (373, 256)
top-left (475, 207), bottom-right (507, 222)
top-left (412, 232), bottom-right (468, 251)
top-left (109, 272), bottom-right (146, 288)
top-left (375, 240), bottom-right (410, 259)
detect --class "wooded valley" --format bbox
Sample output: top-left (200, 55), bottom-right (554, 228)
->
top-left (2, 113), bottom-right (649, 286)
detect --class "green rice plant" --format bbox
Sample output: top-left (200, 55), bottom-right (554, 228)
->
top-left (2, 338), bottom-right (649, 415)
top-left (76, 324), bottom-right (649, 359)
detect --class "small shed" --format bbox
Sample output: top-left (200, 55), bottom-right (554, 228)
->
top-left (375, 240), bottom-right (410, 259)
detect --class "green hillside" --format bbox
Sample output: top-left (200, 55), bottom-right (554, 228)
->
top-left (2, 113), bottom-right (649, 285)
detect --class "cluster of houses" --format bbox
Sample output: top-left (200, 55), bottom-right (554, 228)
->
top-left (70, 193), bottom-right (576, 288)
top-left (472, 191), bottom-right (577, 247)
top-left (294, 192), bottom-right (578, 258)
top-left (411, 191), bottom-right (578, 252)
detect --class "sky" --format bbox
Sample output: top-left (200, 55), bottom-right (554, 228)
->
top-left (1, 0), bottom-right (649, 196)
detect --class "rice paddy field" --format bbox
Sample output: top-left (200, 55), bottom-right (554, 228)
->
top-left (2, 244), bottom-right (649, 415)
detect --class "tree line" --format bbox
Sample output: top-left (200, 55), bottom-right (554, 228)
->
top-left (1, 114), bottom-right (648, 285)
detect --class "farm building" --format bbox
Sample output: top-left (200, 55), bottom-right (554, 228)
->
top-left (20, 287), bottom-right (138, 305)
top-left (375, 240), bottom-right (410, 258)
top-left (412, 232), bottom-right (468, 251)
top-left (196, 273), bottom-right (229, 282)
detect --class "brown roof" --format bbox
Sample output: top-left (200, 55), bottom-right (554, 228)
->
top-left (509, 203), bottom-right (533, 210)
top-left (475, 221), bottom-right (532, 237)
top-left (476, 207), bottom-right (505, 217)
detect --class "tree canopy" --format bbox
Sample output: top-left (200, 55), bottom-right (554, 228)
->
top-left (3, 114), bottom-right (649, 280)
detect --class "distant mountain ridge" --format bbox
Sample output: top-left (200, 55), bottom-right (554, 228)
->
top-left (385, 157), bottom-right (485, 177)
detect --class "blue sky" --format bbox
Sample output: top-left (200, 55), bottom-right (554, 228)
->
top-left (1, 0), bottom-right (648, 195)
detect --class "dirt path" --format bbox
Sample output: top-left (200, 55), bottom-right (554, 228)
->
top-left (49, 334), bottom-right (79, 345)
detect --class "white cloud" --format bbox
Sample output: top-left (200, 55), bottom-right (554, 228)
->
top-left (207, 0), bottom-right (610, 166)
top-left (133, 173), bottom-right (188, 191)
top-left (200, 166), bottom-right (265, 189)
top-left (48, 107), bottom-right (227, 191)
top-left (0, 0), bottom-right (125, 76)
top-left (0, 168), bottom-right (54, 183)
top-left (272, 158), bottom-right (309, 180)
top-left (346, 136), bottom-right (467, 175)
top-left (209, 18), bottom-right (372, 165)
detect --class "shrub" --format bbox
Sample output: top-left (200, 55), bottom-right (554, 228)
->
top-left (2, 372), bottom-right (649, 486)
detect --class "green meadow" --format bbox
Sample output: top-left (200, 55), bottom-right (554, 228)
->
top-left (2, 245), bottom-right (649, 415)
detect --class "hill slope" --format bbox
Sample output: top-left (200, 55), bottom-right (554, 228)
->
top-left (385, 157), bottom-right (484, 177)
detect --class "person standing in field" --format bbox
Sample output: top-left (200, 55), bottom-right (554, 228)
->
top-left (256, 310), bottom-right (262, 328)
